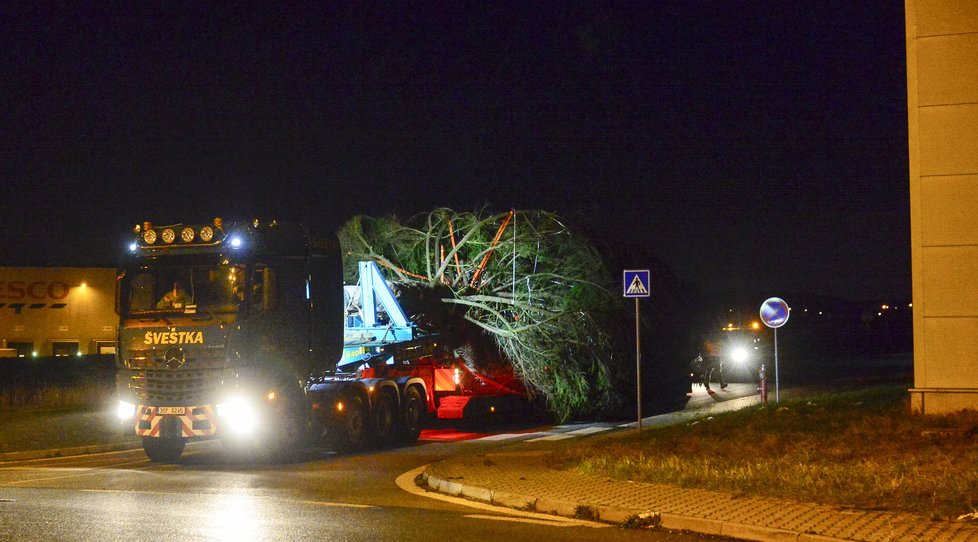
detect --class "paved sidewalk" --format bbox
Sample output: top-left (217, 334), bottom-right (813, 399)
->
top-left (421, 396), bottom-right (978, 542)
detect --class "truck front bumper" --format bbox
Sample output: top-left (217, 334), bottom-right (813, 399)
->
top-left (133, 404), bottom-right (218, 438)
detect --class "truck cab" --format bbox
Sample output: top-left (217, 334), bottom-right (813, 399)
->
top-left (115, 218), bottom-right (343, 462)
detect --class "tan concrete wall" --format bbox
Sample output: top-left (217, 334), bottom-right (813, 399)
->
top-left (0, 268), bottom-right (117, 357)
top-left (906, 0), bottom-right (978, 413)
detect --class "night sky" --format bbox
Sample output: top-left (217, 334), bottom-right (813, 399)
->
top-left (0, 3), bottom-right (910, 302)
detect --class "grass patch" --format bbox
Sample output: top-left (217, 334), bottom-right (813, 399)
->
top-left (621, 511), bottom-right (661, 529)
top-left (574, 504), bottom-right (599, 520)
top-left (552, 385), bottom-right (978, 519)
top-left (0, 406), bottom-right (137, 453)
top-left (0, 381), bottom-right (113, 411)
top-left (0, 366), bottom-right (134, 453)
top-left (0, 355), bottom-right (116, 411)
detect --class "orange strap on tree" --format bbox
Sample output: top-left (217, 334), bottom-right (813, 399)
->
top-left (439, 245), bottom-right (450, 285)
top-left (470, 210), bottom-right (514, 288)
top-left (447, 219), bottom-right (463, 279)
top-left (376, 259), bottom-right (429, 281)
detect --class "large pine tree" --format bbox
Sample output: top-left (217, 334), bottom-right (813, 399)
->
top-left (338, 208), bottom-right (628, 421)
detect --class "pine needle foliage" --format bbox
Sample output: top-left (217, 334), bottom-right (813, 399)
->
top-left (338, 208), bottom-right (625, 421)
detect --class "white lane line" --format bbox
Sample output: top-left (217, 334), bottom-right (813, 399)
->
top-left (0, 444), bottom-right (217, 485)
top-left (0, 459), bottom-right (147, 473)
top-left (475, 434), bottom-right (523, 441)
top-left (525, 435), bottom-right (573, 442)
top-left (1, 464), bottom-right (147, 486)
top-left (565, 427), bottom-right (610, 436)
top-left (476, 432), bottom-right (546, 441)
top-left (75, 489), bottom-right (377, 509)
top-left (0, 447), bottom-right (141, 467)
top-left (395, 465), bottom-right (607, 529)
top-left (0, 439), bottom-right (214, 468)
top-left (291, 500), bottom-right (376, 509)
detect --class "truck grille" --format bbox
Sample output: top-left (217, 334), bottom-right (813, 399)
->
top-left (120, 347), bottom-right (227, 404)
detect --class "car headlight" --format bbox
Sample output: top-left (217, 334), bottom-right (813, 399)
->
top-left (216, 395), bottom-right (258, 435)
top-left (116, 400), bottom-right (137, 420)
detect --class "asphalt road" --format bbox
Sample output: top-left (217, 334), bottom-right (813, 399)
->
top-left (1, 355), bottom-right (901, 542)
top-left (0, 415), bottom-right (747, 541)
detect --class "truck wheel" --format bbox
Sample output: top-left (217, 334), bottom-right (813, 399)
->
top-left (142, 437), bottom-right (185, 463)
top-left (372, 391), bottom-right (397, 447)
top-left (329, 395), bottom-right (368, 453)
top-left (269, 391), bottom-right (310, 460)
top-left (400, 387), bottom-right (425, 443)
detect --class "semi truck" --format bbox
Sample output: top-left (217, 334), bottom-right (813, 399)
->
top-left (115, 218), bottom-right (527, 462)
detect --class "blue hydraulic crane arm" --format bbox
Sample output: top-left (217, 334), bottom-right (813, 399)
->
top-left (340, 261), bottom-right (425, 371)
top-left (359, 260), bottom-right (410, 328)
top-left (343, 260), bottom-right (418, 362)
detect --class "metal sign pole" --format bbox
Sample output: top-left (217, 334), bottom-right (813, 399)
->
top-left (636, 297), bottom-right (642, 431)
top-left (774, 327), bottom-right (780, 403)
top-left (759, 297), bottom-right (788, 404)
top-left (623, 269), bottom-right (650, 431)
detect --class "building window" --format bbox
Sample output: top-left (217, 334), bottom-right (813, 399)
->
top-left (6, 342), bottom-right (34, 358)
top-left (94, 341), bottom-right (116, 355)
top-left (52, 341), bottom-right (79, 357)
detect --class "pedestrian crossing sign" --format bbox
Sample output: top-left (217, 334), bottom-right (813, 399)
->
top-left (623, 270), bottom-right (650, 298)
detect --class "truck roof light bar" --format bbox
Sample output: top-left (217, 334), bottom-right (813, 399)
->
top-left (130, 217), bottom-right (228, 250)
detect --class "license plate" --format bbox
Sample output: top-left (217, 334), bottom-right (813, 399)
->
top-left (157, 406), bottom-right (186, 415)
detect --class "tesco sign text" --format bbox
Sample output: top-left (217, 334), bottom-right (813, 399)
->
top-left (0, 281), bottom-right (71, 301)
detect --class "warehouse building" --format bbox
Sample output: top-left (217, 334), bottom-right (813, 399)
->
top-left (0, 267), bottom-right (117, 358)
top-left (906, 0), bottom-right (978, 413)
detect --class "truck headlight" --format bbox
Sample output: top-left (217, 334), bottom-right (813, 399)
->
top-left (216, 396), bottom-right (258, 435)
top-left (731, 347), bottom-right (749, 364)
top-left (116, 400), bottom-right (137, 420)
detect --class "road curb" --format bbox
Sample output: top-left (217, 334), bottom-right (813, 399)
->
top-left (421, 468), bottom-right (855, 542)
top-left (0, 441), bottom-right (140, 463)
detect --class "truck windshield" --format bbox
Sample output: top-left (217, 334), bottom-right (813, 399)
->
top-left (123, 262), bottom-right (247, 315)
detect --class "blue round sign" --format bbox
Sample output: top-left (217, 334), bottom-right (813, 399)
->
top-left (759, 297), bottom-right (790, 328)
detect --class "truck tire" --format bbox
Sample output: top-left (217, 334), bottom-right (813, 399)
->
top-left (221, 387), bottom-right (309, 462)
top-left (142, 436), bottom-right (185, 463)
top-left (328, 395), bottom-right (368, 453)
top-left (267, 389), bottom-right (310, 460)
top-left (372, 391), bottom-right (398, 447)
top-left (399, 386), bottom-right (425, 443)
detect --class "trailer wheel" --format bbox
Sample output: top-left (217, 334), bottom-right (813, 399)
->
top-left (400, 386), bottom-right (425, 443)
top-left (329, 395), bottom-right (368, 453)
top-left (372, 391), bottom-right (398, 447)
top-left (142, 437), bottom-right (185, 463)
